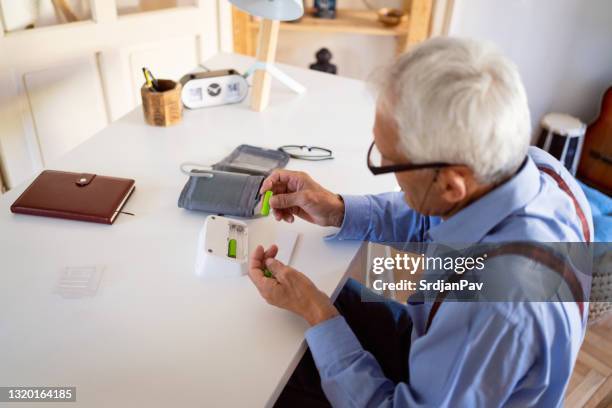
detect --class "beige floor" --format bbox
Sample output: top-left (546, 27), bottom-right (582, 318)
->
top-left (565, 313), bottom-right (612, 408)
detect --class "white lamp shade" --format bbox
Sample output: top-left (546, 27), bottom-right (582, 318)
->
top-left (228, 0), bottom-right (304, 21)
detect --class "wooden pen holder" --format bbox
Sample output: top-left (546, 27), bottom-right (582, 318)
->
top-left (141, 79), bottom-right (183, 126)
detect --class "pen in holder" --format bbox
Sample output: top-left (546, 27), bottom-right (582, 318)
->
top-left (141, 79), bottom-right (182, 126)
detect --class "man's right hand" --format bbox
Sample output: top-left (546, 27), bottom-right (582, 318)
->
top-left (260, 170), bottom-right (345, 227)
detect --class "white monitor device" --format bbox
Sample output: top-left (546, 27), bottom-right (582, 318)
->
top-left (195, 215), bottom-right (299, 278)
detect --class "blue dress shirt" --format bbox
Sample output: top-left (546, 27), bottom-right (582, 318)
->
top-left (306, 147), bottom-right (593, 407)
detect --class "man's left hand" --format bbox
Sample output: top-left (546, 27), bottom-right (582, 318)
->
top-left (248, 245), bottom-right (339, 326)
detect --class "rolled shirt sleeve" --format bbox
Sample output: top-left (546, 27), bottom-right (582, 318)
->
top-left (327, 192), bottom-right (429, 243)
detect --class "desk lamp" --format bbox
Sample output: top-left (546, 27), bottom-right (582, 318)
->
top-left (229, 0), bottom-right (307, 111)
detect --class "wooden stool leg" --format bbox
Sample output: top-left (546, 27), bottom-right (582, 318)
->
top-left (251, 19), bottom-right (280, 112)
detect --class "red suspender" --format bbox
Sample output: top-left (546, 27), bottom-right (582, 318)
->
top-left (538, 166), bottom-right (591, 244)
top-left (424, 167), bottom-right (590, 334)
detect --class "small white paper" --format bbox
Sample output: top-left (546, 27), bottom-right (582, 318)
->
top-left (55, 266), bottom-right (104, 299)
top-left (275, 231), bottom-right (299, 266)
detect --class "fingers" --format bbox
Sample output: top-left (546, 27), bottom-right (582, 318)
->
top-left (272, 208), bottom-right (294, 222)
top-left (260, 169), bottom-right (308, 195)
top-left (248, 244), bottom-right (279, 280)
top-left (249, 245), bottom-right (265, 271)
top-left (273, 208), bottom-right (283, 221)
top-left (265, 257), bottom-right (292, 284)
top-left (248, 245), bottom-right (285, 305)
top-left (274, 209), bottom-right (294, 223)
top-left (261, 170), bottom-right (321, 226)
top-left (248, 247), bottom-right (269, 289)
top-left (260, 170), bottom-right (290, 194)
top-left (249, 270), bottom-right (280, 302)
top-left (270, 192), bottom-right (306, 210)
top-left (263, 244), bottom-right (278, 259)
top-left (259, 176), bottom-right (276, 195)
top-left (264, 257), bottom-right (285, 273)
top-left (269, 191), bottom-right (306, 224)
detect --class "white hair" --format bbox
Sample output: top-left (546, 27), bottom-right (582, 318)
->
top-left (378, 37), bottom-right (531, 183)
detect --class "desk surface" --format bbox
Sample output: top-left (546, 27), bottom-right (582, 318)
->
top-left (0, 53), bottom-right (397, 407)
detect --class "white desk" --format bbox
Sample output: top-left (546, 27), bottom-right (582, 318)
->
top-left (0, 54), bottom-right (397, 407)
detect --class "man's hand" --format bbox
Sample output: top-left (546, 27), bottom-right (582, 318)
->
top-left (248, 245), bottom-right (339, 326)
top-left (260, 170), bottom-right (345, 227)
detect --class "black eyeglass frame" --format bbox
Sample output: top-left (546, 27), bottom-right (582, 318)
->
top-left (279, 145), bottom-right (334, 161)
top-left (367, 141), bottom-right (454, 175)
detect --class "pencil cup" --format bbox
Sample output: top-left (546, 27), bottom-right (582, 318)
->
top-left (141, 79), bottom-right (183, 126)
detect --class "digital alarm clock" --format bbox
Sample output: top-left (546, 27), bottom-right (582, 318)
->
top-left (179, 69), bottom-right (249, 109)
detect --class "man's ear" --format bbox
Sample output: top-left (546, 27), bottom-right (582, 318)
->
top-left (437, 167), bottom-right (470, 203)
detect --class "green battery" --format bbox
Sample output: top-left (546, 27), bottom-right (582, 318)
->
top-left (227, 238), bottom-right (237, 258)
top-left (261, 191), bottom-right (273, 216)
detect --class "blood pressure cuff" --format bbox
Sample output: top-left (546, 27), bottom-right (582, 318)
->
top-left (178, 170), bottom-right (264, 217)
top-left (178, 144), bottom-right (289, 217)
top-left (212, 144), bottom-right (289, 176)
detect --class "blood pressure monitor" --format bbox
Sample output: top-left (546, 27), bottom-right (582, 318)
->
top-left (180, 69), bottom-right (249, 109)
top-left (195, 215), bottom-right (249, 278)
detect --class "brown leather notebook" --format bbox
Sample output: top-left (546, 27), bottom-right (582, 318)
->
top-left (10, 170), bottom-right (135, 225)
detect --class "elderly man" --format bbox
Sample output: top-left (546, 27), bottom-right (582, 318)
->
top-left (248, 38), bottom-right (592, 407)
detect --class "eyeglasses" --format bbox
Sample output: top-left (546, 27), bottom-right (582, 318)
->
top-left (367, 141), bottom-right (453, 175)
top-left (279, 145), bottom-right (333, 161)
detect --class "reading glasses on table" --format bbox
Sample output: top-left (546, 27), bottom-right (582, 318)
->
top-left (278, 145), bottom-right (333, 161)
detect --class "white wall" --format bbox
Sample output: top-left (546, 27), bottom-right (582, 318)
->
top-left (275, 0), bottom-right (612, 131)
top-left (0, 1), bottom-right (225, 190)
top-left (448, 0), bottom-right (612, 129)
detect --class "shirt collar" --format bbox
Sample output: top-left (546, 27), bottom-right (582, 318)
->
top-left (425, 156), bottom-right (540, 243)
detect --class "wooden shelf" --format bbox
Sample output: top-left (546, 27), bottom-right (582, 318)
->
top-left (248, 9), bottom-right (410, 37)
top-left (233, 1), bottom-right (433, 57)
